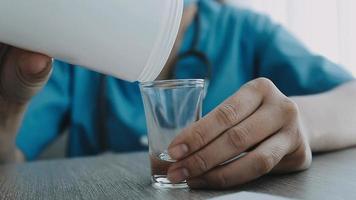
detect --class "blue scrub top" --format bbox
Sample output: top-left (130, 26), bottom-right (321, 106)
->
top-left (17, 0), bottom-right (354, 160)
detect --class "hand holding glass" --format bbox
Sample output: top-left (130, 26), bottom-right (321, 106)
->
top-left (140, 79), bottom-right (205, 189)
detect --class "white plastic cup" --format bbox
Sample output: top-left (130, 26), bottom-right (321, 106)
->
top-left (0, 0), bottom-right (183, 82)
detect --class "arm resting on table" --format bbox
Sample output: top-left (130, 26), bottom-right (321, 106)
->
top-left (293, 80), bottom-right (356, 152)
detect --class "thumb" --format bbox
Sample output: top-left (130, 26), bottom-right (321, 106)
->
top-left (0, 45), bottom-right (52, 104)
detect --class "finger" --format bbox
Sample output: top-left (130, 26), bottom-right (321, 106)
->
top-left (167, 102), bottom-right (287, 181)
top-left (0, 47), bottom-right (52, 103)
top-left (168, 78), bottom-right (277, 160)
top-left (187, 130), bottom-right (297, 189)
top-left (272, 142), bottom-right (312, 173)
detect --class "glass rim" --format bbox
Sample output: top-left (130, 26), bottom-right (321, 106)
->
top-left (139, 79), bottom-right (205, 88)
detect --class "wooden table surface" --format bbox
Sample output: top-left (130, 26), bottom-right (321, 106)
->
top-left (1, 148), bottom-right (356, 200)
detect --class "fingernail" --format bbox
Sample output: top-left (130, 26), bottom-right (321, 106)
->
top-left (167, 168), bottom-right (189, 183)
top-left (18, 57), bottom-right (52, 82)
top-left (169, 144), bottom-right (189, 160)
top-left (33, 58), bottom-right (52, 78)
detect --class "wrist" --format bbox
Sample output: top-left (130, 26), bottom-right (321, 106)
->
top-left (291, 96), bottom-right (317, 151)
top-left (0, 98), bottom-right (27, 163)
top-left (0, 138), bottom-right (18, 164)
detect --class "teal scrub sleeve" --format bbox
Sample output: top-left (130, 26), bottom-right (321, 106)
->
top-left (16, 60), bottom-right (71, 160)
top-left (245, 11), bottom-right (354, 96)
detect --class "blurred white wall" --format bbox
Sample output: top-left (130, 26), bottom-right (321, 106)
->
top-left (227, 0), bottom-right (356, 76)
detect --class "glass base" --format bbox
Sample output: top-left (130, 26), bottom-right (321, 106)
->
top-left (152, 175), bottom-right (189, 189)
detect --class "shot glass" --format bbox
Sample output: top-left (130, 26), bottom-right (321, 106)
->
top-left (140, 79), bottom-right (205, 189)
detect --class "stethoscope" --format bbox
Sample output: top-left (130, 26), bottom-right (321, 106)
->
top-left (97, 4), bottom-right (212, 151)
top-left (171, 4), bottom-right (213, 82)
